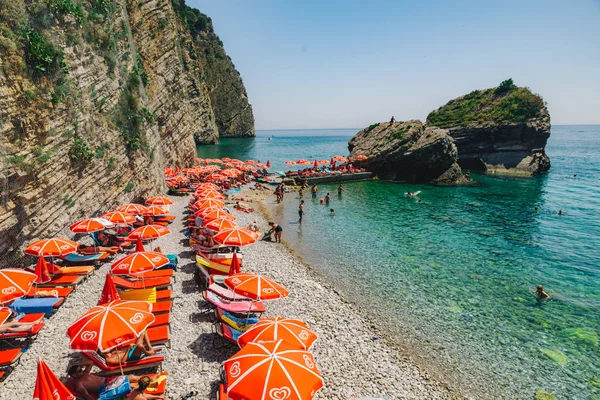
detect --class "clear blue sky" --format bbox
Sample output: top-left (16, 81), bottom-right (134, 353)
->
top-left (191, 0), bottom-right (600, 129)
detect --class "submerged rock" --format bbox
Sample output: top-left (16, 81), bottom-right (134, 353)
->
top-left (535, 389), bottom-right (557, 400)
top-left (348, 120), bottom-right (465, 184)
top-left (427, 79), bottom-right (551, 176)
top-left (539, 348), bottom-right (568, 364)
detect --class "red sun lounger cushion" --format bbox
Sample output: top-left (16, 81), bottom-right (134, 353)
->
top-left (0, 348), bottom-right (22, 367)
top-left (149, 313), bottom-right (170, 328)
top-left (0, 323), bottom-right (44, 340)
top-left (151, 301), bottom-right (172, 314)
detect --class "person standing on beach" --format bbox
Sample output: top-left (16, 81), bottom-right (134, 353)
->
top-left (298, 200), bottom-right (305, 223)
top-left (338, 184), bottom-right (344, 196)
top-left (268, 222), bottom-right (283, 243)
top-left (311, 184), bottom-right (318, 198)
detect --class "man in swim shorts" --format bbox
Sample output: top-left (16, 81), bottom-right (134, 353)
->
top-left (311, 184), bottom-right (318, 198)
top-left (68, 360), bottom-right (143, 400)
top-left (298, 200), bottom-right (305, 223)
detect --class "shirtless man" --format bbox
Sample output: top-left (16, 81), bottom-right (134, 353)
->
top-left (68, 360), bottom-right (142, 400)
top-left (129, 376), bottom-right (166, 400)
top-left (536, 285), bottom-right (550, 299)
top-left (104, 330), bottom-right (158, 365)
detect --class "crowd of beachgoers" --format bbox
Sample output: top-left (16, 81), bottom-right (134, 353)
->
top-left (1, 156), bottom-right (454, 399)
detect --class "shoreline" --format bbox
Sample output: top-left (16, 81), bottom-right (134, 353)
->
top-left (237, 186), bottom-right (462, 399)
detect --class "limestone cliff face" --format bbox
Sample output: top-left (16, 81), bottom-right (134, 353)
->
top-left (348, 120), bottom-right (463, 184)
top-left (0, 0), bottom-right (252, 265)
top-left (171, 0), bottom-right (255, 138)
top-left (426, 81), bottom-right (551, 176)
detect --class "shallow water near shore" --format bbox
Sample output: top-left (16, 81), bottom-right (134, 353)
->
top-left (198, 126), bottom-right (600, 399)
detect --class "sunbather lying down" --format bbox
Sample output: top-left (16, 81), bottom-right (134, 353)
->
top-left (104, 330), bottom-right (158, 365)
top-left (68, 360), bottom-right (162, 400)
top-left (0, 321), bottom-right (35, 333)
top-left (78, 244), bottom-right (119, 255)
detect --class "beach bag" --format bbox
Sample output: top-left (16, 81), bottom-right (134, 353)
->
top-left (99, 375), bottom-right (131, 400)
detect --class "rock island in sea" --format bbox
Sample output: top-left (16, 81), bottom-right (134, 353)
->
top-left (348, 79), bottom-right (551, 183)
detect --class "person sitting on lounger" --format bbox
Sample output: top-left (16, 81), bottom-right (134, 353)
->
top-left (130, 376), bottom-right (166, 400)
top-left (78, 244), bottom-right (119, 255)
top-left (0, 321), bottom-right (35, 333)
top-left (68, 360), bottom-right (144, 400)
top-left (104, 330), bottom-right (158, 365)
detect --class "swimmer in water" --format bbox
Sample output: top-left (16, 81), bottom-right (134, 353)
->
top-left (407, 192), bottom-right (413, 197)
top-left (534, 206), bottom-right (539, 211)
top-left (558, 209), bottom-right (564, 215)
top-left (536, 285), bottom-right (550, 299)
top-left (330, 208), bottom-right (335, 216)
top-left (325, 193), bottom-right (331, 204)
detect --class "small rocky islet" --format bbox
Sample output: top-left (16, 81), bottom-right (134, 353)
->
top-left (348, 79), bottom-right (551, 183)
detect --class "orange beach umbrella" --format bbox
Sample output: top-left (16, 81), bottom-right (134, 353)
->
top-left (33, 359), bottom-right (75, 400)
top-left (214, 228), bottom-right (259, 247)
top-left (101, 211), bottom-right (136, 225)
top-left (0, 269), bottom-right (36, 304)
top-left (69, 218), bottom-right (114, 233)
top-left (224, 273), bottom-right (288, 301)
top-left (128, 225), bottom-right (170, 240)
top-left (194, 199), bottom-right (225, 210)
top-left (204, 218), bottom-right (238, 232)
top-left (354, 155), bottom-right (367, 160)
top-left (296, 159), bottom-right (310, 165)
top-left (111, 252), bottom-right (169, 275)
top-left (238, 317), bottom-right (318, 350)
top-left (98, 273), bottom-right (120, 305)
top-left (284, 161), bottom-right (296, 165)
top-left (0, 307), bottom-right (11, 325)
top-left (195, 183), bottom-right (219, 191)
top-left (145, 197), bottom-right (173, 206)
top-left (143, 206), bottom-right (168, 217)
top-left (223, 340), bottom-right (323, 400)
top-left (198, 209), bottom-right (235, 221)
top-left (116, 203), bottom-right (150, 215)
top-left (67, 300), bottom-right (155, 352)
top-left (25, 238), bottom-right (79, 257)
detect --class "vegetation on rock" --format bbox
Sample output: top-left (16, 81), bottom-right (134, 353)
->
top-left (427, 79), bottom-right (545, 128)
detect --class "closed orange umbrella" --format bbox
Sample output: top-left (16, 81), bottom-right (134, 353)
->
top-left (25, 238), bottom-right (79, 257)
top-left (111, 252), bottom-right (169, 275)
top-left (214, 228), bottom-right (259, 247)
top-left (0, 269), bottom-right (36, 304)
top-left (33, 257), bottom-right (52, 284)
top-left (238, 317), bottom-right (317, 350)
top-left (98, 273), bottom-right (120, 305)
top-left (229, 252), bottom-right (242, 276)
top-left (223, 340), bottom-right (323, 400)
top-left (128, 225), bottom-right (170, 240)
top-left (198, 209), bottom-right (235, 221)
top-left (116, 203), bottom-right (150, 215)
top-left (67, 300), bottom-right (155, 352)
top-left (145, 197), bottom-right (173, 206)
top-left (204, 218), bottom-right (238, 231)
top-left (101, 211), bottom-right (136, 225)
top-left (69, 218), bottom-right (114, 233)
top-left (33, 359), bottom-right (75, 400)
top-left (194, 199), bottom-right (225, 210)
top-left (224, 273), bottom-right (288, 301)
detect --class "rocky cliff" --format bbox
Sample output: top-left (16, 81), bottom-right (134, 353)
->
top-left (427, 79), bottom-right (550, 175)
top-left (0, 0), bottom-right (253, 265)
top-left (348, 120), bottom-right (464, 184)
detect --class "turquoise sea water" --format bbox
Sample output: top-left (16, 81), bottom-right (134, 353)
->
top-left (198, 126), bottom-right (600, 399)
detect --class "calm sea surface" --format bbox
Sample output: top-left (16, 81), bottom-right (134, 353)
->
top-left (198, 126), bottom-right (600, 399)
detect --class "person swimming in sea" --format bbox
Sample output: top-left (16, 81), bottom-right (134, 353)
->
top-left (536, 285), bottom-right (550, 299)
top-left (558, 209), bottom-right (564, 215)
top-left (325, 193), bottom-right (331, 204)
top-left (330, 208), bottom-right (335, 216)
top-left (338, 184), bottom-right (344, 196)
top-left (406, 192), bottom-right (413, 197)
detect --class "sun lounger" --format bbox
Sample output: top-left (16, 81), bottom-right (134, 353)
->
top-left (112, 276), bottom-right (171, 291)
top-left (203, 291), bottom-right (265, 314)
top-left (205, 284), bottom-right (251, 302)
top-left (82, 348), bottom-right (165, 376)
top-left (128, 269), bottom-right (174, 280)
top-left (147, 325), bottom-right (170, 347)
top-left (0, 348), bottom-right (22, 369)
top-left (215, 309), bottom-right (259, 331)
top-left (119, 288), bottom-right (173, 303)
top-left (61, 252), bottom-right (109, 265)
top-left (149, 313), bottom-right (170, 328)
top-left (0, 323), bottom-right (44, 341)
top-left (10, 297), bottom-right (64, 316)
top-left (35, 274), bottom-right (84, 288)
top-left (151, 301), bottom-right (172, 314)
top-left (15, 313), bottom-right (45, 324)
top-left (26, 264), bottom-right (94, 277)
top-left (26, 287), bottom-right (73, 299)
top-left (64, 371), bottom-right (168, 399)
top-left (214, 321), bottom-right (242, 344)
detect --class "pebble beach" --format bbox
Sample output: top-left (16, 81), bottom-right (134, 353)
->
top-left (2, 191), bottom-right (456, 399)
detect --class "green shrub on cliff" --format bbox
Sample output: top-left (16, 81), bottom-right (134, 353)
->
top-left (427, 80), bottom-right (544, 128)
top-left (23, 28), bottom-right (65, 75)
top-left (69, 136), bottom-right (94, 166)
